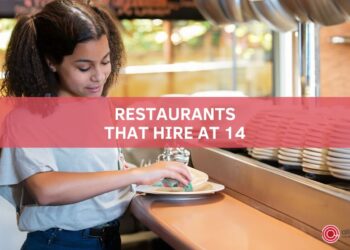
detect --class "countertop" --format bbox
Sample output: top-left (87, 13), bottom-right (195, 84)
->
top-left (131, 192), bottom-right (333, 250)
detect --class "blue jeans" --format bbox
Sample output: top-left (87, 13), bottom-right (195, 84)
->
top-left (21, 223), bottom-right (121, 250)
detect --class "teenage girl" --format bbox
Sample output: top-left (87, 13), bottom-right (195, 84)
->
top-left (0, 1), bottom-right (191, 249)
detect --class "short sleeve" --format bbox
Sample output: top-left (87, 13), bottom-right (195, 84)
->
top-left (0, 148), bottom-right (58, 185)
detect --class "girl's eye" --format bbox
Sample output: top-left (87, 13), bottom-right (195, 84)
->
top-left (102, 61), bottom-right (110, 65)
top-left (78, 67), bottom-right (90, 72)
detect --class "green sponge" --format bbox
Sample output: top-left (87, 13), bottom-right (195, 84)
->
top-left (153, 178), bottom-right (193, 192)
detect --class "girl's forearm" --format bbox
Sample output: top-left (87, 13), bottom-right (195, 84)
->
top-left (23, 161), bottom-right (190, 206)
top-left (24, 169), bottom-right (141, 205)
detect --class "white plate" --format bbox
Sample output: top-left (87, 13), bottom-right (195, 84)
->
top-left (327, 150), bottom-right (350, 159)
top-left (302, 158), bottom-right (325, 165)
top-left (330, 173), bottom-right (350, 180)
top-left (329, 148), bottom-right (350, 154)
top-left (136, 181), bottom-right (225, 195)
top-left (328, 137), bottom-right (350, 146)
top-left (280, 148), bottom-right (303, 153)
top-left (303, 150), bottom-right (327, 158)
top-left (279, 150), bottom-right (302, 158)
top-left (252, 149), bottom-right (278, 155)
top-left (304, 137), bottom-right (327, 146)
top-left (278, 154), bottom-right (302, 162)
top-left (252, 154), bottom-right (277, 160)
top-left (278, 159), bottom-right (301, 166)
top-left (304, 148), bottom-right (328, 153)
top-left (281, 135), bottom-right (304, 143)
top-left (329, 167), bottom-right (350, 176)
top-left (301, 162), bottom-right (329, 171)
top-left (252, 148), bottom-right (278, 153)
top-left (326, 161), bottom-right (350, 169)
top-left (330, 126), bottom-right (350, 135)
top-left (302, 153), bottom-right (326, 162)
top-left (252, 150), bottom-right (277, 156)
top-left (302, 167), bottom-right (330, 175)
top-left (144, 195), bottom-right (215, 201)
top-left (327, 156), bottom-right (350, 163)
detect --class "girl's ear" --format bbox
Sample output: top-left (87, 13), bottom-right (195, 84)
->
top-left (45, 58), bottom-right (57, 72)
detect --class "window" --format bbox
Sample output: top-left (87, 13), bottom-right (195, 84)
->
top-left (111, 20), bottom-right (273, 97)
top-left (0, 19), bottom-right (273, 97)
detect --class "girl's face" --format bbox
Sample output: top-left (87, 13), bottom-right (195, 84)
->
top-left (55, 35), bottom-right (111, 97)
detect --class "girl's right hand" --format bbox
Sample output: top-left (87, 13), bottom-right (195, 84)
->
top-left (134, 161), bottom-right (191, 186)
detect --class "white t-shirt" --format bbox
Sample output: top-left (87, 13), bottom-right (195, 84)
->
top-left (0, 147), bottom-right (135, 232)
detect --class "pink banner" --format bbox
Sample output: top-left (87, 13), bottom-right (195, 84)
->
top-left (1, 97), bottom-right (350, 148)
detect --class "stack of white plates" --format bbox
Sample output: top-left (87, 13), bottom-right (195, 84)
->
top-left (328, 119), bottom-right (350, 147)
top-left (250, 112), bottom-right (285, 161)
top-left (303, 125), bottom-right (330, 148)
top-left (277, 117), bottom-right (308, 168)
top-left (245, 111), bottom-right (270, 158)
top-left (327, 148), bottom-right (350, 180)
top-left (300, 118), bottom-right (331, 175)
top-left (280, 120), bottom-right (308, 147)
top-left (245, 114), bottom-right (264, 152)
top-left (278, 147), bottom-right (303, 167)
top-left (247, 148), bottom-right (253, 156)
top-left (302, 148), bottom-right (330, 175)
top-left (246, 116), bottom-right (260, 158)
top-left (251, 148), bottom-right (278, 161)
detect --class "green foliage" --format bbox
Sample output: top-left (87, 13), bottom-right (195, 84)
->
top-left (121, 20), bottom-right (212, 54)
top-left (0, 19), bottom-right (16, 51)
top-left (0, 19), bottom-right (16, 30)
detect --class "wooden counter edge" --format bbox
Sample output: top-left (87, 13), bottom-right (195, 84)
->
top-left (130, 194), bottom-right (200, 250)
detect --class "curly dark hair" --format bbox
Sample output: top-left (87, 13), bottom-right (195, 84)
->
top-left (1, 0), bottom-right (124, 97)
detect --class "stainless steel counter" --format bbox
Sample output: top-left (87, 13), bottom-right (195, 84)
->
top-left (190, 148), bottom-right (350, 249)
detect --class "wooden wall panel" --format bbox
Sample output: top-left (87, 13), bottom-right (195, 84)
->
top-left (320, 22), bottom-right (350, 96)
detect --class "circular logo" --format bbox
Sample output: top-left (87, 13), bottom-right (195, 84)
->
top-left (322, 225), bottom-right (340, 244)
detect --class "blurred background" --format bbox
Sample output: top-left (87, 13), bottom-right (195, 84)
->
top-left (0, 18), bottom-right (273, 97)
top-left (1, 0), bottom-right (350, 249)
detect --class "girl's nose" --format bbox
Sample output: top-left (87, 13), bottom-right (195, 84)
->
top-left (91, 67), bottom-right (105, 82)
